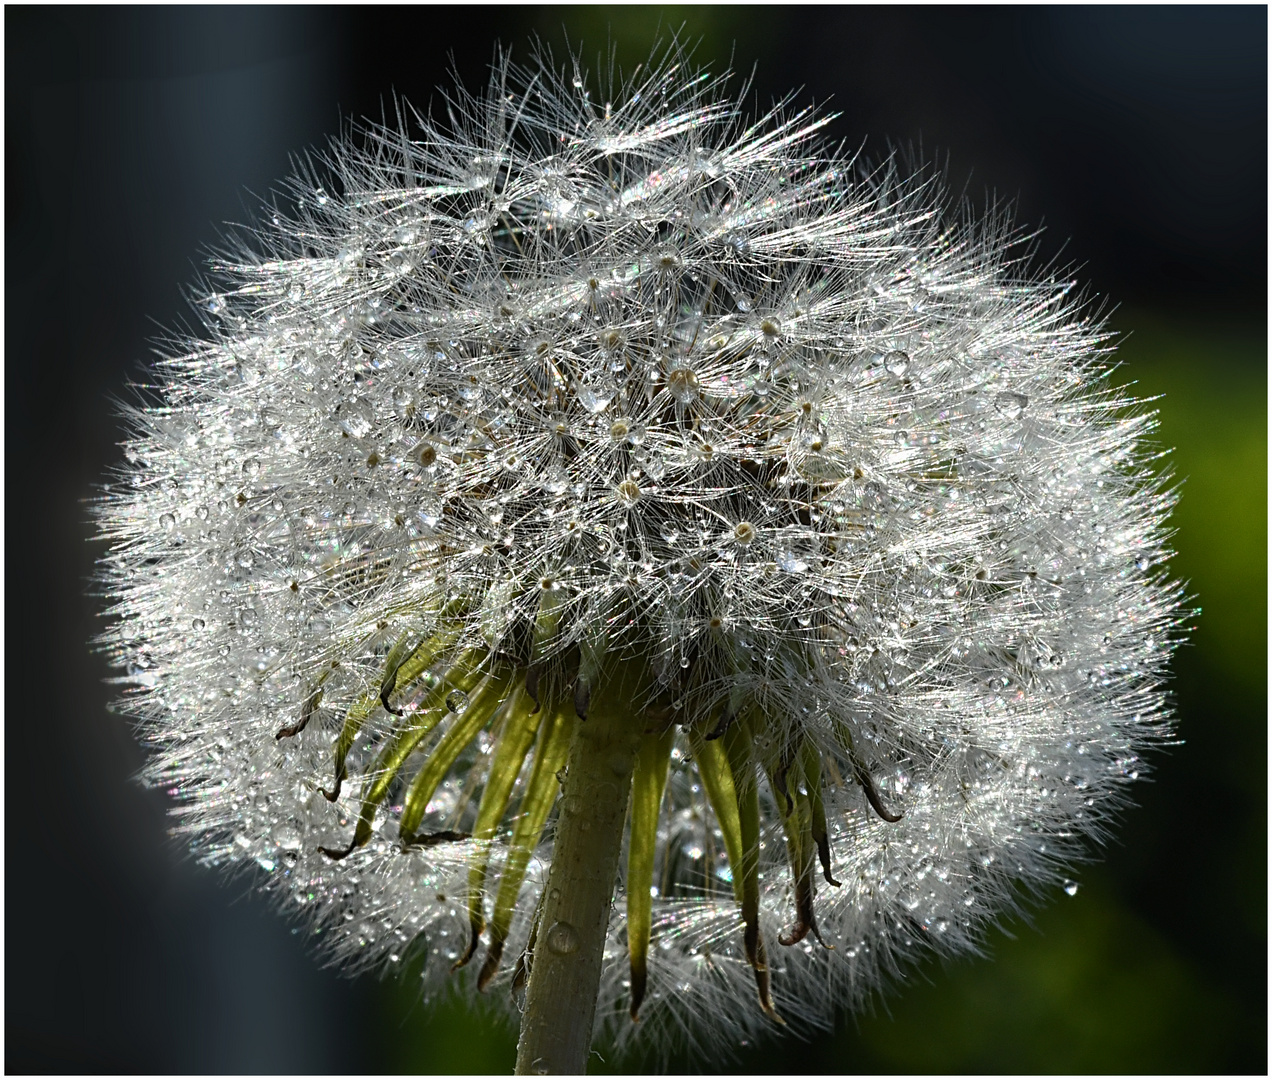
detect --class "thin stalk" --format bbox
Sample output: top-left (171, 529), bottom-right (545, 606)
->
top-left (514, 664), bottom-right (645, 1075)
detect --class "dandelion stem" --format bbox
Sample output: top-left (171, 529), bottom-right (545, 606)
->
top-left (514, 663), bottom-right (645, 1075)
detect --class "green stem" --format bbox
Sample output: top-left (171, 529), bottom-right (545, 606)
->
top-left (514, 664), bottom-right (645, 1076)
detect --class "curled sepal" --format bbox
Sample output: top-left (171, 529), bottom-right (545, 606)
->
top-left (276, 660), bottom-right (339, 739)
top-left (378, 633), bottom-right (416, 715)
top-left (398, 668), bottom-right (515, 843)
top-left (767, 746), bottom-right (832, 950)
top-left (317, 650), bottom-right (483, 859)
top-left (456, 685), bottom-right (544, 970)
top-left (322, 628), bottom-right (463, 801)
top-left (319, 691), bottom-right (378, 802)
top-left (477, 697), bottom-right (576, 990)
top-left (626, 725), bottom-right (676, 1021)
top-left (723, 722), bottom-right (783, 1024)
top-left (800, 741), bottom-right (841, 887)
top-left (688, 730), bottom-right (785, 1021)
top-left (687, 731), bottom-right (746, 896)
top-left (854, 756), bottom-right (903, 823)
top-left (379, 625), bottom-right (463, 716)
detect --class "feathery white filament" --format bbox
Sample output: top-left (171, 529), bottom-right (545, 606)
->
top-left (96, 42), bottom-right (1182, 1060)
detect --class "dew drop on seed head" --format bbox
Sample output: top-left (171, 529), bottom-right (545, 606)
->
top-left (884, 350), bottom-right (910, 377)
top-left (776, 547), bottom-right (809, 574)
top-left (575, 370), bottom-right (616, 414)
top-left (1063, 880), bottom-right (1079, 896)
top-left (667, 368), bottom-right (699, 403)
top-left (994, 391), bottom-right (1028, 420)
top-left (445, 689), bottom-right (470, 714)
top-left (339, 398), bottom-right (375, 437)
top-left (543, 465), bottom-right (570, 496)
top-left (159, 512), bottom-right (176, 530)
top-left (617, 479), bottom-right (642, 507)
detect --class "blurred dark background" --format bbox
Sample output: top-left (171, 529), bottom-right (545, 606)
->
top-left (6, 6), bottom-right (1265, 1073)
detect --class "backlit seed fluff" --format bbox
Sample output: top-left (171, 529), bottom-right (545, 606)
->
top-left (96, 43), bottom-right (1184, 1061)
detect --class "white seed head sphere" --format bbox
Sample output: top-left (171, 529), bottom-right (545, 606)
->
top-left (97, 44), bottom-right (1183, 1060)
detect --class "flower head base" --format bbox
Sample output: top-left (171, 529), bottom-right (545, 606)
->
top-left (97, 42), bottom-right (1182, 1060)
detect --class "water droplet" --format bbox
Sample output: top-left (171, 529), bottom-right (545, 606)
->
top-left (1063, 880), bottom-right (1079, 897)
top-left (642, 452), bottom-right (667, 481)
top-left (994, 391), bottom-right (1029, 420)
top-left (159, 512), bottom-right (176, 530)
top-left (392, 386), bottom-right (413, 409)
top-left (242, 458), bottom-right (261, 478)
top-left (1134, 555), bottom-right (1150, 571)
top-left (884, 350), bottom-right (910, 377)
top-left (776, 548), bottom-right (809, 574)
top-left (314, 187), bottom-right (329, 206)
top-left (666, 367), bottom-right (699, 403)
top-left (445, 689), bottom-right (470, 714)
top-left (543, 465), bottom-right (570, 496)
top-left (207, 294), bottom-right (225, 315)
top-left (195, 505), bottom-right (209, 521)
top-left (418, 499), bottom-right (442, 528)
top-left (239, 608), bottom-right (258, 628)
top-left (237, 550), bottom-right (255, 568)
top-left (575, 370), bottom-right (616, 414)
top-left (616, 479), bottom-right (641, 507)
top-left (659, 522), bottom-right (680, 544)
top-left (545, 921), bottom-right (580, 955)
top-left (339, 398), bottom-right (375, 438)
top-left (190, 617), bottom-right (205, 631)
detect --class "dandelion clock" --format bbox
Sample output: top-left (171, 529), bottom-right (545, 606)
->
top-left (96, 42), bottom-right (1185, 1074)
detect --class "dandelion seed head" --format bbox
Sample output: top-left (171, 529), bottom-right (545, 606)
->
top-left (96, 40), bottom-right (1183, 1061)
